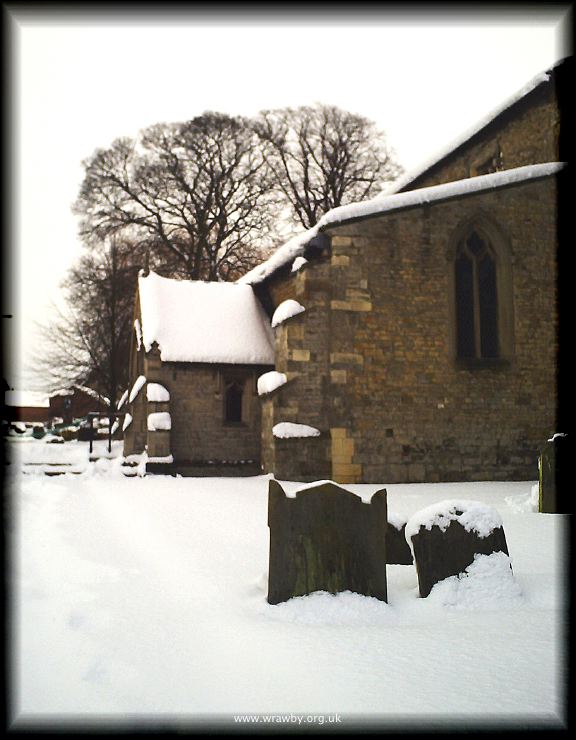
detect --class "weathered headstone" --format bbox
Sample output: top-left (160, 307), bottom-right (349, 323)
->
top-left (539, 433), bottom-right (569, 514)
top-left (386, 515), bottom-right (413, 565)
top-left (267, 480), bottom-right (388, 604)
top-left (406, 500), bottom-right (510, 598)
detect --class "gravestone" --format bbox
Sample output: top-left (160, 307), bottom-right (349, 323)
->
top-left (267, 480), bottom-right (388, 604)
top-left (406, 500), bottom-right (510, 598)
top-left (386, 518), bottom-right (413, 565)
top-left (539, 433), bottom-right (569, 514)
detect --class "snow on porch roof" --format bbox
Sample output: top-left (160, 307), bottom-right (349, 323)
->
top-left (138, 271), bottom-right (275, 365)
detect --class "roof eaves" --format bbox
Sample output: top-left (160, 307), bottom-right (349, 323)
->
top-left (319, 163), bottom-right (564, 231)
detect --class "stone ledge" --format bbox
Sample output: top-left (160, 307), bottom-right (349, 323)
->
top-left (330, 427), bottom-right (349, 439)
top-left (331, 236), bottom-right (353, 248)
top-left (330, 300), bottom-right (373, 312)
top-left (287, 349), bottom-right (311, 362)
top-left (330, 370), bottom-right (347, 384)
top-left (331, 254), bottom-right (350, 266)
top-left (162, 460), bottom-right (262, 477)
top-left (330, 352), bottom-right (364, 365)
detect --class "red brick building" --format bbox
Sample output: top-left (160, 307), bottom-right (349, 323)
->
top-left (4, 390), bottom-right (50, 423)
top-left (48, 385), bottom-right (109, 425)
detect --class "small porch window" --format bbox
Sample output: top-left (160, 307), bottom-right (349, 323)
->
top-left (224, 381), bottom-right (244, 423)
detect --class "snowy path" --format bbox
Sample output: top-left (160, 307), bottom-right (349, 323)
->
top-left (8, 455), bottom-right (568, 729)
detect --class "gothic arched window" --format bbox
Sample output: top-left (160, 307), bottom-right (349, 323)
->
top-left (449, 218), bottom-right (514, 366)
top-left (455, 231), bottom-right (499, 359)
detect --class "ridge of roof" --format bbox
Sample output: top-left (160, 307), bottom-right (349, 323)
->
top-left (388, 59), bottom-right (565, 195)
top-left (319, 161), bottom-right (565, 228)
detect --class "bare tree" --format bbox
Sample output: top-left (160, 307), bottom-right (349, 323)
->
top-left (31, 238), bottom-right (143, 409)
top-left (73, 113), bottom-right (278, 281)
top-left (254, 104), bottom-right (403, 229)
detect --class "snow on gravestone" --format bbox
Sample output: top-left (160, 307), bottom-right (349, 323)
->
top-left (405, 499), bottom-right (510, 598)
top-left (267, 480), bottom-right (388, 605)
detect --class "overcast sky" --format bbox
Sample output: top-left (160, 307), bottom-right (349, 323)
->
top-left (4, 6), bottom-right (571, 390)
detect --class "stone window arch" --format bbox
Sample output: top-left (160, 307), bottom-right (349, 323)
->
top-left (448, 216), bottom-right (514, 365)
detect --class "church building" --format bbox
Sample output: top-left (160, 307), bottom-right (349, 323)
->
top-left (122, 58), bottom-right (569, 482)
top-left (122, 271), bottom-right (274, 475)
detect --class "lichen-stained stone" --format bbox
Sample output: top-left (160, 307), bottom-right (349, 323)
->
top-left (406, 500), bottom-right (510, 598)
top-left (267, 480), bottom-right (388, 605)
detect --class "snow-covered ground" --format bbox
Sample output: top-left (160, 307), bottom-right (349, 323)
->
top-left (6, 438), bottom-right (569, 731)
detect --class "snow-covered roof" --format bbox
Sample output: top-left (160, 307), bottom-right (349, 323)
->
top-left (138, 271), bottom-right (274, 365)
top-left (49, 385), bottom-right (110, 405)
top-left (73, 384), bottom-right (110, 405)
top-left (4, 390), bottom-right (49, 408)
top-left (238, 228), bottom-right (320, 286)
top-left (319, 162), bottom-right (564, 226)
top-left (389, 62), bottom-right (560, 194)
top-left (239, 161), bottom-right (564, 286)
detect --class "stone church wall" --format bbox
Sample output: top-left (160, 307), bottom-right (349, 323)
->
top-left (149, 360), bottom-right (269, 471)
top-left (261, 261), bottom-right (333, 482)
top-left (123, 337), bottom-right (270, 471)
top-left (264, 175), bottom-right (558, 483)
top-left (122, 337), bottom-right (147, 457)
